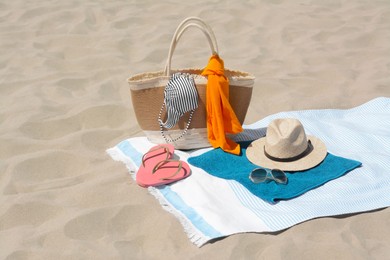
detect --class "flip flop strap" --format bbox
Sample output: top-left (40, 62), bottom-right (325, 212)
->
top-left (152, 159), bottom-right (183, 180)
top-left (141, 145), bottom-right (171, 167)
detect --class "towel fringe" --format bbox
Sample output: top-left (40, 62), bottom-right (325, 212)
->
top-left (106, 147), bottom-right (137, 179)
top-left (107, 146), bottom-right (209, 247)
top-left (147, 187), bottom-right (210, 247)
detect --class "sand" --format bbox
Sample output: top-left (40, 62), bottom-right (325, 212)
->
top-left (1, 0), bottom-right (390, 259)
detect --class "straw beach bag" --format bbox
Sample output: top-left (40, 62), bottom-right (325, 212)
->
top-left (128, 17), bottom-right (254, 149)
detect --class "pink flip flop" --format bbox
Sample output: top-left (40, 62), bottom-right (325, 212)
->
top-left (136, 144), bottom-right (191, 187)
top-left (137, 159), bottom-right (191, 187)
top-left (136, 144), bottom-right (174, 186)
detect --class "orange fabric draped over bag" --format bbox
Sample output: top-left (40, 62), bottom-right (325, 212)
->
top-left (201, 54), bottom-right (243, 155)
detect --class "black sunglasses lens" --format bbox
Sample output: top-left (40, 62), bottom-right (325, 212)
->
top-left (271, 169), bottom-right (287, 183)
top-left (250, 169), bottom-right (267, 183)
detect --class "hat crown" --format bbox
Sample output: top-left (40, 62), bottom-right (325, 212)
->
top-left (265, 118), bottom-right (308, 159)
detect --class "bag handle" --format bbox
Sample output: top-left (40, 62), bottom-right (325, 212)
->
top-left (164, 17), bottom-right (219, 76)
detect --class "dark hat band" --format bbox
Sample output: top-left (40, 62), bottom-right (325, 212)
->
top-left (264, 140), bottom-right (313, 163)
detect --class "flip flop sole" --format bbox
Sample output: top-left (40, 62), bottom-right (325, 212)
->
top-left (137, 160), bottom-right (191, 187)
top-left (136, 144), bottom-right (175, 186)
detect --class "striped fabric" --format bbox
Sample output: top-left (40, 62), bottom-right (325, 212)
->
top-left (159, 73), bottom-right (199, 129)
top-left (107, 97), bottom-right (390, 247)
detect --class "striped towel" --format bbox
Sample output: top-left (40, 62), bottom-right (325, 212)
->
top-left (107, 97), bottom-right (390, 247)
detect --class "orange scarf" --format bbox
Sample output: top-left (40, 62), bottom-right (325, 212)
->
top-left (201, 55), bottom-right (243, 155)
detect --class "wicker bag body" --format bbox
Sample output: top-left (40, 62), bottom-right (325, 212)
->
top-left (128, 17), bottom-right (255, 149)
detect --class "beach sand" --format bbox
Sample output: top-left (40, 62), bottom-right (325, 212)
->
top-left (1, 0), bottom-right (390, 259)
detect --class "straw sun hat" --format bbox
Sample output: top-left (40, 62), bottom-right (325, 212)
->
top-left (246, 118), bottom-right (327, 171)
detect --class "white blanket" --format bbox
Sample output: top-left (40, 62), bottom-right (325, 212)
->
top-left (107, 97), bottom-right (390, 247)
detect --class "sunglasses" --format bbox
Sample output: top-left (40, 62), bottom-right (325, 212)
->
top-left (249, 168), bottom-right (288, 184)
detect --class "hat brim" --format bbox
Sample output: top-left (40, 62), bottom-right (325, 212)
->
top-left (246, 135), bottom-right (327, 171)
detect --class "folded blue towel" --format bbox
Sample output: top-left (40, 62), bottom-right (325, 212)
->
top-left (188, 142), bottom-right (362, 203)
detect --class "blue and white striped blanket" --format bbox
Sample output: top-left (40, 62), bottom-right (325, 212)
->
top-left (107, 97), bottom-right (390, 247)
